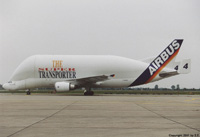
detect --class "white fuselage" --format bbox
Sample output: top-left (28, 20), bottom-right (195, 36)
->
top-left (2, 39), bottom-right (189, 92)
top-left (3, 55), bottom-right (153, 90)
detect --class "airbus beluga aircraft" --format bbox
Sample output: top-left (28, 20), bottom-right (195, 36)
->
top-left (3, 39), bottom-right (191, 95)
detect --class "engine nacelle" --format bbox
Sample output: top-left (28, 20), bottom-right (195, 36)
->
top-left (55, 82), bottom-right (75, 92)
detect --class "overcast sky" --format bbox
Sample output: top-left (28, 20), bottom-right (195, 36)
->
top-left (0, 0), bottom-right (200, 89)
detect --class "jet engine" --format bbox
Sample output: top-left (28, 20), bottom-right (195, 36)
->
top-left (55, 82), bottom-right (75, 92)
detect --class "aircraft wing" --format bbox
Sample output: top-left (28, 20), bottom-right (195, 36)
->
top-left (68, 74), bottom-right (115, 86)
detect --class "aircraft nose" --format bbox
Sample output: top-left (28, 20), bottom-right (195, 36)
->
top-left (2, 83), bottom-right (8, 90)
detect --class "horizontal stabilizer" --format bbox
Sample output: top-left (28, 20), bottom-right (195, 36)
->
top-left (159, 71), bottom-right (178, 78)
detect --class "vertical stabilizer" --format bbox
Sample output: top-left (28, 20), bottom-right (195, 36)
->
top-left (130, 39), bottom-right (184, 86)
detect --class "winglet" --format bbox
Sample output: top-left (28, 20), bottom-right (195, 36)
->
top-left (130, 39), bottom-right (183, 86)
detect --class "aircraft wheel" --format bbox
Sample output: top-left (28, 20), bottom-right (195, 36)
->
top-left (90, 91), bottom-right (94, 96)
top-left (84, 91), bottom-right (94, 96)
top-left (26, 90), bottom-right (31, 95)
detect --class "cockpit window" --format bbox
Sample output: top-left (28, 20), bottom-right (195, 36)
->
top-left (8, 81), bottom-right (12, 83)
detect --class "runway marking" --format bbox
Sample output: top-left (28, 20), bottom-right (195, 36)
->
top-left (185, 98), bottom-right (200, 102)
top-left (141, 103), bottom-right (200, 106)
top-left (7, 100), bottom-right (80, 137)
top-left (133, 101), bottom-right (200, 132)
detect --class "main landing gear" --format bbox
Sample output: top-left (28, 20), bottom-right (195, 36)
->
top-left (26, 89), bottom-right (31, 95)
top-left (84, 87), bottom-right (94, 96)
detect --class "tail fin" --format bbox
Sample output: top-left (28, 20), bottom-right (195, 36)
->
top-left (130, 39), bottom-right (183, 86)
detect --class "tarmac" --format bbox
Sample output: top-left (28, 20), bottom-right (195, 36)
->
top-left (0, 93), bottom-right (200, 137)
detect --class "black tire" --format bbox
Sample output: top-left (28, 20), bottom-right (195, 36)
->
top-left (84, 91), bottom-right (94, 96)
top-left (90, 91), bottom-right (94, 96)
top-left (26, 91), bottom-right (31, 95)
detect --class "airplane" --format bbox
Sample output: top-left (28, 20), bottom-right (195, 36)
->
top-left (2, 39), bottom-right (191, 95)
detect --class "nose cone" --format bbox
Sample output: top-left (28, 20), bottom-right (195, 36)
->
top-left (2, 83), bottom-right (6, 90)
top-left (2, 83), bottom-right (9, 90)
